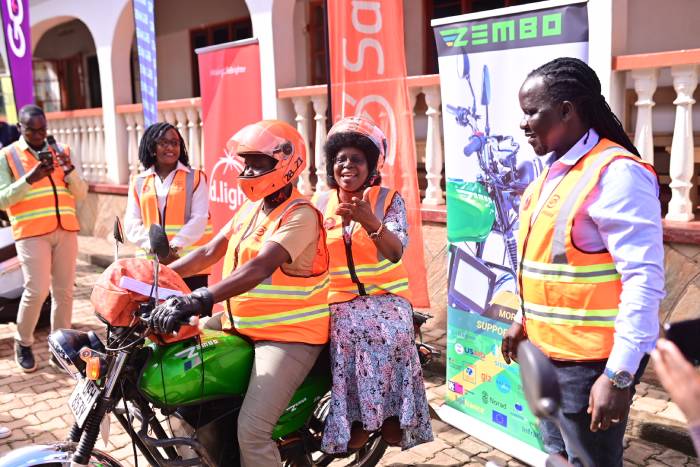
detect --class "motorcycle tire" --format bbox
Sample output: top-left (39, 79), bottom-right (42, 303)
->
top-left (285, 393), bottom-right (388, 467)
top-left (0, 441), bottom-right (123, 467)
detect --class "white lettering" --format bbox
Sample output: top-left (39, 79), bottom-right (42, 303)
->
top-left (342, 37), bottom-right (384, 74)
top-left (6, 0), bottom-right (26, 58)
top-left (351, 1), bottom-right (382, 34)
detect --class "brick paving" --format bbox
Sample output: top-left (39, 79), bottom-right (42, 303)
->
top-left (0, 255), bottom-right (697, 466)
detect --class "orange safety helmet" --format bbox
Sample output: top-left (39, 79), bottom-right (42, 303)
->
top-left (327, 116), bottom-right (387, 172)
top-left (227, 120), bottom-right (306, 202)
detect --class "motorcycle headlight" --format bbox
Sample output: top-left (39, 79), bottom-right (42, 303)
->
top-left (48, 329), bottom-right (105, 378)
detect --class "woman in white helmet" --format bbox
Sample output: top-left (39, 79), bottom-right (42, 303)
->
top-left (312, 117), bottom-right (433, 453)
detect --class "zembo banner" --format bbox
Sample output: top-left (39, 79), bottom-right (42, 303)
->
top-left (433, 1), bottom-right (588, 464)
top-left (196, 39), bottom-right (262, 286)
top-left (0, 0), bottom-right (33, 113)
top-left (327, 0), bottom-right (430, 307)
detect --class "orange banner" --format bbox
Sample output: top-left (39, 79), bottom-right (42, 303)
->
top-left (328, 0), bottom-right (429, 307)
top-left (197, 40), bottom-right (262, 286)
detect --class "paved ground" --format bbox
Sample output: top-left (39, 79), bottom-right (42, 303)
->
top-left (0, 252), bottom-right (697, 466)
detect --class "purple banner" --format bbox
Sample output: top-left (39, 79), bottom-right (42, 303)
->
top-left (133, 0), bottom-right (158, 127)
top-left (0, 0), bottom-right (34, 111)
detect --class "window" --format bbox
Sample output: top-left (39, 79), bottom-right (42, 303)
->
top-left (308, 1), bottom-right (327, 85)
top-left (424, 0), bottom-right (542, 74)
top-left (189, 17), bottom-right (253, 96)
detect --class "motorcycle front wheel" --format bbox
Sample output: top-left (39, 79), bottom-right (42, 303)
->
top-left (285, 394), bottom-right (388, 467)
top-left (0, 442), bottom-right (122, 467)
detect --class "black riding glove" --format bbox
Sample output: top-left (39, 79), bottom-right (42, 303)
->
top-left (150, 287), bottom-right (214, 334)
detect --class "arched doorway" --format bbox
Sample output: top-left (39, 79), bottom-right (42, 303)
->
top-left (33, 18), bottom-right (99, 112)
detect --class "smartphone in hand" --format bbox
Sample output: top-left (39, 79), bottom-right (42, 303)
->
top-left (37, 150), bottom-right (53, 166)
top-left (664, 318), bottom-right (700, 366)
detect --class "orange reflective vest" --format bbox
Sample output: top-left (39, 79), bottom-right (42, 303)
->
top-left (3, 142), bottom-right (80, 240)
top-left (312, 186), bottom-right (412, 304)
top-left (518, 139), bottom-right (656, 361)
top-left (133, 169), bottom-right (214, 273)
top-left (220, 188), bottom-right (330, 344)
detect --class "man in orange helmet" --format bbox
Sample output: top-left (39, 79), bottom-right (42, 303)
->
top-left (151, 120), bottom-right (329, 466)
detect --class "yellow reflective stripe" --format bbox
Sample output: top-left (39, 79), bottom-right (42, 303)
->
top-left (233, 304), bottom-right (329, 329)
top-left (524, 301), bottom-right (617, 327)
top-left (243, 277), bottom-right (330, 299)
top-left (330, 259), bottom-right (402, 277)
top-left (11, 206), bottom-right (76, 222)
top-left (521, 259), bottom-right (620, 283)
top-left (334, 277), bottom-right (409, 294)
top-left (21, 187), bottom-right (60, 201)
top-left (522, 259), bottom-right (617, 273)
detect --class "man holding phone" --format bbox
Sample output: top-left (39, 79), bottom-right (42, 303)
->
top-left (0, 104), bottom-right (87, 372)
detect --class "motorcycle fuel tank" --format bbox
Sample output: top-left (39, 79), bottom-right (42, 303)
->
top-left (139, 329), bottom-right (253, 406)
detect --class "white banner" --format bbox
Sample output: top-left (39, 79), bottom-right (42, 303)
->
top-left (433, 1), bottom-right (589, 465)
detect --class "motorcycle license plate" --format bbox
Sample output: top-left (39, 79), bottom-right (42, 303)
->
top-left (68, 378), bottom-right (100, 428)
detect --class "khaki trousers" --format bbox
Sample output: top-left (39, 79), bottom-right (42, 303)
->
top-left (238, 340), bottom-right (323, 467)
top-left (14, 228), bottom-right (78, 346)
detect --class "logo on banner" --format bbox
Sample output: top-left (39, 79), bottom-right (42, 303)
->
top-left (438, 12), bottom-right (562, 49)
top-left (5, 0), bottom-right (26, 57)
top-left (209, 148), bottom-right (247, 212)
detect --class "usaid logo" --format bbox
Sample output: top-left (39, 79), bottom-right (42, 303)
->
top-left (5, 0), bottom-right (26, 58)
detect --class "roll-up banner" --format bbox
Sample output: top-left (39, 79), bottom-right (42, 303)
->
top-left (196, 39), bottom-right (262, 286)
top-left (327, 0), bottom-right (430, 307)
top-left (432, 1), bottom-right (589, 464)
top-left (133, 0), bottom-right (158, 127)
top-left (0, 0), bottom-right (33, 117)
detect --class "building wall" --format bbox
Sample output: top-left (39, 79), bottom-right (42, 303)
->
top-left (154, 0), bottom-right (250, 100)
top-left (625, 0), bottom-right (700, 55)
top-left (34, 19), bottom-right (96, 60)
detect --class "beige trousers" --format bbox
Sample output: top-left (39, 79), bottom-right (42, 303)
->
top-left (238, 340), bottom-right (323, 467)
top-left (14, 228), bottom-right (78, 346)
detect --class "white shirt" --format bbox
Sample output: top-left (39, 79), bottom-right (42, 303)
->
top-left (125, 162), bottom-right (209, 249)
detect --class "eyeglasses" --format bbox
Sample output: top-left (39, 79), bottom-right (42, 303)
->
top-left (156, 138), bottom-right (180, 148)
top-left (22, 125), bottom-right (46, 133)
top-left (334, 155), bottom-right (366, 166)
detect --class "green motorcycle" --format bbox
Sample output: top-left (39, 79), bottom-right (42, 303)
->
top-left (0, 222), bottom-right (435, 467)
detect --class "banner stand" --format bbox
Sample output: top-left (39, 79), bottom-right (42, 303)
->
top-left (438, 405), bottom-right (548, 466)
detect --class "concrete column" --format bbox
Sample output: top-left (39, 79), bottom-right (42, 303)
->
top-left (245, 0), bottom-right (297, 121)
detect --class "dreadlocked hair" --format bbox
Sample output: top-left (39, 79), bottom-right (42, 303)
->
top-left (138, 122), bottom-right (190, 170)
top-left (528, 57), bottom-right (640, 157)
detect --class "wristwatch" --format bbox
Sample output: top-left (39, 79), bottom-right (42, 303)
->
top-left (604, 367), bottom-right (634, 389)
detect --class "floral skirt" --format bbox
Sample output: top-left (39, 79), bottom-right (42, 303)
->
top-left (321, 294), bottom-right (434, 453)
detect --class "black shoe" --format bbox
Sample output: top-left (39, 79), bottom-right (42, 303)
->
top-left (14, 341), bottom-right (37, 373)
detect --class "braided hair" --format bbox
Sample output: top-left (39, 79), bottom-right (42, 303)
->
top-left (324, 132), bottom-right (382, 189)
top-left (528, 57), bottom-right (640, 157)
top-left (138, 122), bottom-right (190, 169)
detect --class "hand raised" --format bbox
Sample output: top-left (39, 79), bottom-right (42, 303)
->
top-left (26, 160), bottom-right (54, 184)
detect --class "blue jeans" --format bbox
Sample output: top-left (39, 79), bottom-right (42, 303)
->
top-left (538, 357), bottom-right (648, 467)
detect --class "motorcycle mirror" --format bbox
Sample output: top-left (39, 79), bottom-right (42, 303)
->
top-left (459, 54), bottom-right (470, 78)
top-left (517, 340), bottom-right (561, 420)
top-left (113, 217), bottom-right (124, 245)
top-left (481, 64), bottom-right (491, 106)
top-left (148, 224), bottom-right (170, 262)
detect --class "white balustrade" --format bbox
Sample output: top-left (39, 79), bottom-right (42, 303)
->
top-left (631, 68), bottom-right (658, 164)
top-left (46, 110), bottom-right (106, 184)
top-left (292, 96), bottom-right (313, 195)
top-left (311, 94), bottom-right (329, 193)
top-left (423, 84), bottom-right (445, 206)
top-left (666, 64), bottom-right (699, 221)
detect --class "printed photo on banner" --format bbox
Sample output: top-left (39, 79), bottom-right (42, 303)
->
top-left (433, 2), bottom-right (589, 465)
